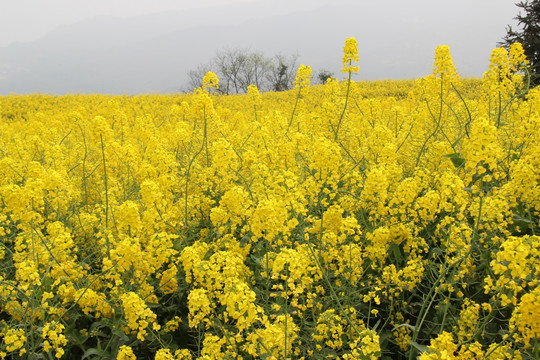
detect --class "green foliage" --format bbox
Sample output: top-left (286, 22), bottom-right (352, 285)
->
top-left (501, 0), bottom-right (540, 86)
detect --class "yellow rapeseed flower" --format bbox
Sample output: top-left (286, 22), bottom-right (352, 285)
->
top-left (294, 64), bottom-right (312, 89)
top-left (342, 37), bottom-right (359, 73)
top-left (202, 71), bottom-right (219, 91)
top-left (432, 45), bottom-right (458, 79)
top-left (117, 345), bottom-right (136, 360)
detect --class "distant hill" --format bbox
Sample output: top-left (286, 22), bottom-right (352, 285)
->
top-left (0, 0), bottom-right (510, 94)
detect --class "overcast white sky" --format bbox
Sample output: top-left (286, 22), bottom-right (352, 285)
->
top-left (0, 0), bottom-right (521, 93)
top-left (0, 0), bottom-right (328, 46)
top-left (0, 0), bottom-right (236, 46)
top-left (0, 0), bottom-right (517, 47)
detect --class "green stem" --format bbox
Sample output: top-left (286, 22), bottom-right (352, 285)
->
top-left (416, 75), bottom-right (444, 167)
top-left (100, 134), bottom-right (111, 258)
top-left (303, 216), bottom-right (363, 338)
top-left (204, 106), bottom-right (209, 167)
top-left (334, 66), bottom-right (352, 141)
top-left (184, 106), bottom-right (207, 233)
top-left (496, 90), bottom-right (502, 128)
top-left (451, 82), bottom-right (472, 138)
top-left (78, 125), bottom-right (89, 212)
top-left (288, 86), bottom-right (302, 130)
top-left (284, 271), bottom-right (288, 358)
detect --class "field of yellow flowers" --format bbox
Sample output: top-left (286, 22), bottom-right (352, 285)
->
top-left (0, 38), bottom-right (539, 359)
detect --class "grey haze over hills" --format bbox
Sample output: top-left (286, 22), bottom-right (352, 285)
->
top-left (0, 0), bottom-right (515, 95)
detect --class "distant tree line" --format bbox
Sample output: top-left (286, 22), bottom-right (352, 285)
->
top-left (500, 0), bottom-right (540, 87)
top-left (186, 49), bottom-right (334, 94)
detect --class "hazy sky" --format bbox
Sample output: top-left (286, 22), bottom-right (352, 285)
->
top-left (0, 0), bottom-right (517, 47)
top-left (0, 0), bottom-right (521, 94)
top-left (0, 0), bottom-right (326, 46)
top-left (0, 0), bottom-right (242, 46)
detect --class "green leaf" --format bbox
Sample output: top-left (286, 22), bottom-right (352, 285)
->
top-left (112, 328), bottom-right (130, 341)
top-left (82, 348), bottom-right (102, 360)
top-left (250, 254), bottom-right (263, 265)
top-left (89, 321), bottom-right (104, 333)
top-left (409, 340), bottom-right (428, 353)
top-left (512, 214), bottom-right (532, 224)
top-left (389, 242), bottom-right (403, 263)
top-left (443, 153), bottom-right (466, 168)
top-left (392, 323), bottom-right (416, 331)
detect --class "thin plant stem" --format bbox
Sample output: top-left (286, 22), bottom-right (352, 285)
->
top-left (334, 66), bottom-right (352, 141)
top-left (100, 134), bottom-right (111, 258)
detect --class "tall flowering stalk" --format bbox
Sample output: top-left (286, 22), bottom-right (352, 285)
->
top-left (334, 37), bottom-right (359, 140)
top-left (288, 64), bottom-right (312, 130)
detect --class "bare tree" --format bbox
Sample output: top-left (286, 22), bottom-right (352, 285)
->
top-left (267, 53), bottom-right (299, 92)
top-left (185, 50), bottom-right (300, 93)
top-left (186, 63), bottom-right (213, 91)
top-left (239, 52), bottom-right (272, 91)
top-left (213, 49), bottom-right (250, 94)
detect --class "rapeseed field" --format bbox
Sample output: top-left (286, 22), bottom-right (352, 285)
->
top-left (0, 39), bottom-right (538, 359)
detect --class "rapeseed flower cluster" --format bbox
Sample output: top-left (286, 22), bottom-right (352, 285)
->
top-left (342, 37), bottom-right (359, 73)
top-left (0, 38), bottom-right (538, 359)
top-left (2, 328), bottom-right (26, 356)
top-left (294, 64), bottom-right (312, 89)
top-left (42, 321), bottom-right (68, 358)
top-left (120, 292), bottom-right (159, 341)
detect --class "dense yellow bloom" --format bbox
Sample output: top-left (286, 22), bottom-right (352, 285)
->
top-left (483, 43), bottom-right (527, 97)
top-left (75, 288), bottom-right (114, 318)
top-left (120, 292), bottom-right (159, 341)
top-left (342, 37), bottom-right (359, 73)
top-left (3, 328), bottom-right (26, 354)
top-left (393, 325), bottom-right (411, 352)
top-left (200, 334), bottom-right (229, 360)
top-left (163, 316), bottom-right (182, 333)
top-left (155, 349), bottom-right (174, 360)
top-left (245, 315), bottom-right (299, 358)
top-left (432, 45), bottom-right (458, 79)
top-left (342, 327), bottom-right (380, 360)
top-left (419, 331), bottom-right (458, 360)
top-left (42, 321), bottom-right (68, 358)
top-left (510, 286), bottom-right (540, 347)
top-left (174, 349), bottom-right (192, 360)
top-left (294, 64), bottom-right (312, 89)
top-left (247, 84), bottom-right (262, 106)
top-left (508, 42), bottom-right (528, 71)
top-left (0, 38), bottom-right (538, 359)
top-left (159, 264), bottom-right (179, 294)
top-left (115, 200), bottom-right (142, 232)
top-left (188, 288), bottom-right (213, 328)
top-left (117, 345), bottom-right (136, 360)
top-left (220, 280), bottom-right (260, 331)
top-left (488, 235), bottom-right (540, 307)
top-left (312, 309), bottom-right (345, 350)
top-left (456, 299), bottom-right (480, 343)
top-left (462, 117), bottom-right (504, 183)
top-left (202, 71), bottom-right (219, 91)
